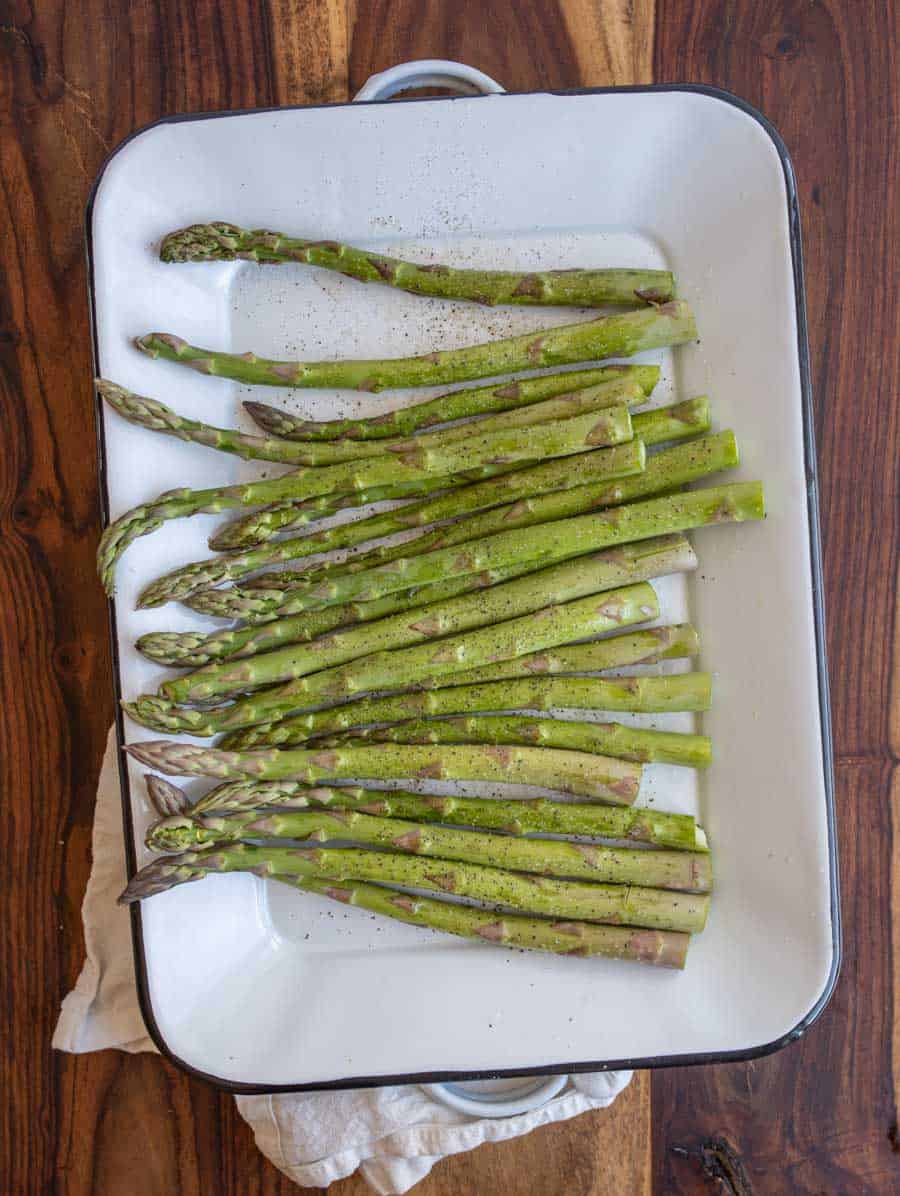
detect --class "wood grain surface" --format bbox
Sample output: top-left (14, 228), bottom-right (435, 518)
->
top-left (653, 3), bottom-right (899, 1192)
top-left (0, 1), bottom-right (896, 1193)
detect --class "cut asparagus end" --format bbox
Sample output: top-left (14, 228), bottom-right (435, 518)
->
top-left (146, 814), bottom-right (202, 853)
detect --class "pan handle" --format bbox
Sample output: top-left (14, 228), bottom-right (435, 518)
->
top-left (353, 59), bottom-right (505, 102)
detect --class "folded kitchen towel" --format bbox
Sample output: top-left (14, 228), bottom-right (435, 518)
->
top-left (53, 727), bottom-right (632, 1194)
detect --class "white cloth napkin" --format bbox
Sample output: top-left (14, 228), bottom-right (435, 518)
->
top-left (54, 728), bottom-right (631, 1193)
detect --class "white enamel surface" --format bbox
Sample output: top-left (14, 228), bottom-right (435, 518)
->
top-left (90, 89), bottom-right (834, 1087)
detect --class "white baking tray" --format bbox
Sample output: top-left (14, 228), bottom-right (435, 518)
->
top-left (87, 84), bottom-right (837, 1091)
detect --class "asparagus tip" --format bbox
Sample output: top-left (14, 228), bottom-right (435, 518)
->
top-left (146, 775), bottom-right (191, 818)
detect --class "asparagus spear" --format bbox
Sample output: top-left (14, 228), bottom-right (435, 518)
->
top-left (158, 484), bottom-right (760, 695)
top-left (100, 375), bottom-right (646, 471)
top-left (99, 403), bottom-right (633, 594)
top-left (439, 623), bottom-right (700, 687)
top-left (221, 674), bottom-right (711, 753)
top-left (240, 456), bottom-right (736, 617)
top-left (120, 848), bottom-right (690, 968)
top-left (124, 580), bottom-right (662, 735)
top-left (138, 437), bottom-right (646, 608)
top-left (186, 779), bottom-right (707, 852)
top-left (135, 300), bottom-right (697, 391)
top-left (170, 529), bottom-right (683, 677)
top-left (98, 380), bottom-right (319, 467)
top-left (231, 711), bottom-right (709, 767)
top-left (162, 223), bottom-right (676, 308)
top-left (242, 365), bottom-right (659, 443)
top-left (193, 467), bottom-right (507, 536)
top-left (319, 714), bottom-right (710, 767)
top-left (126, 739), bottom-right (643, 804)
top-left (140, 828), bottom-right (705, 932)
top-left (209, 499), bottom-right (360, 549)
top-left (212, 397), bottom-right (712, 551)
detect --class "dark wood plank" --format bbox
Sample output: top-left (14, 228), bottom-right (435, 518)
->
top-left (347, 0), bottom-right (654, 94)
top-left (653, 2), bottom-right (900, 1192)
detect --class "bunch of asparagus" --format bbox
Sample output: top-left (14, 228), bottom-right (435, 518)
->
top-left (119, 775), bottom-right (708, 968)
top-left (101, 225), bottom-right (766, 966)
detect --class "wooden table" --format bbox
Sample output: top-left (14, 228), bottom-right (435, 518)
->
top-left (2, 2), bottom-right (897, 1192)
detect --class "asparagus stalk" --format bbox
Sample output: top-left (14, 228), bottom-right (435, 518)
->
top-left (129, 785), bottom-right (709, 892)
top-left (124, 580), bottom-right (662, 735)
top-left (319, 714), bottom-right (710, 767)
top-left (194, 467), bottom-right (506, 538)
top-left (98, 381), bottom-right (321, 467)
top-left (162, 223), bottom-right (676, 308)
top-left (158, 484), bottom-right (760, 694)
top-left (231, 712), bottom-right (709, 767)
top-left (211, 499), bottom-right (374, 550)
top-left (135, 300), bottom-right (697, 391)
top-left (100, 403), bottom-right (634, 594)
top-left (221, 675), bottom-right (712, 753)
top-left (138, 437), bottom-right (646, 608)
top-left (139, 829), bottom-right (705, 932)
top-left (185, 534), bottom-right (689, 633)
top-left (187, 780), bottom-right (707, 852)
top-left (247, 461), bottom-right (736, 612)
top-left (126, 740), bottom-right (643, 804)
top-left (289, 847), bottom-right (709, 933)
top-left (441, 623), bottom-right (700, 686)
top-left (212, 397), bottom-right (712, 551)
top-left (242, 365), bottom-right (659, 443)
top-left (100, 375), bottom-right (647, 471)
top-left (120, 848), bottom-right (690, 968)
